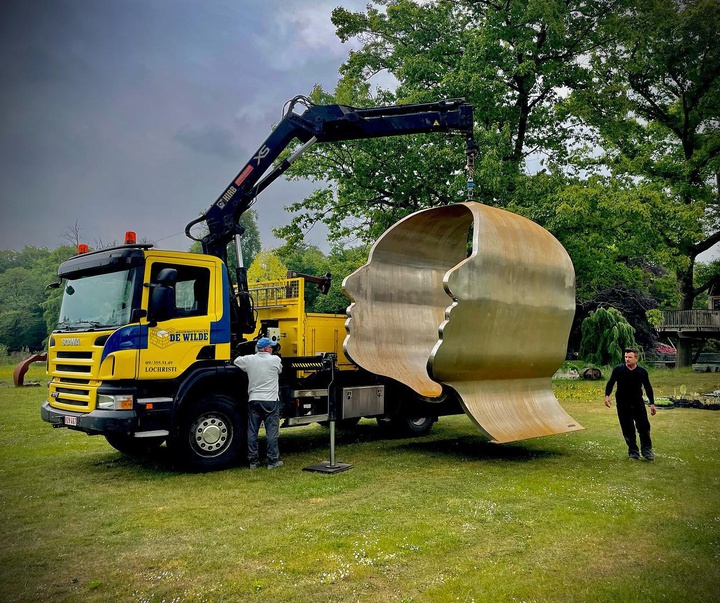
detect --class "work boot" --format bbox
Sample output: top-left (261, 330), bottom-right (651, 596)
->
top-left (267, 460), bottom-right (284, 470)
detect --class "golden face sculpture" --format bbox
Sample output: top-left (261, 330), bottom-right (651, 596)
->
top-left (343, 202), bottom-right (582, 443)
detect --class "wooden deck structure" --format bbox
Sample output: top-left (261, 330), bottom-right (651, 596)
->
top-left (657, 310), bottom-right (720, 338)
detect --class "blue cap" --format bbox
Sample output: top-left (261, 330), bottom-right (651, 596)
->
top-left (256, 337), bottom-right (277, 349)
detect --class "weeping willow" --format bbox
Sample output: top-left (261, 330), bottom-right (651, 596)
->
top-left (579, 307), bottom-right (637, 367)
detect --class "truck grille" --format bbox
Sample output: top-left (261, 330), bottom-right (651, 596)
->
top-left (56, 364), bottom-right (92, 373)
top-left (48, 343), bottom-right (100, 410)
top-left (55, 386), bottom-right (90, 396)
top-left (57, 351), bottom-right (93, 359)
top-left (50, 382), bottom-right (92, 409)
top-left (51, 349), bottom-right (97, 377)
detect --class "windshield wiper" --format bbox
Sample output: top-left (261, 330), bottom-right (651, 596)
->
top-left (77, 320), bottom-right (104, 328)
top-left (57, 320), bottom-right (104, 330)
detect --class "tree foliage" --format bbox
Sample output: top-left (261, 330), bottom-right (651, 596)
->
top-left (276, 242), bottom-right (370, 314)
top-left (313, 245), bottom-right (370, 314)
top-left (275, 0), bottom-right (618, 247)
top-left (566, 0), bottom-right (720, 310)
top-left (579, 307), bottom-right (637, 367)
top-left (247, 250), bottom-right (287, 283)
top-left (277, 0), bottom-right (674, 335)
top-left (275, 0), bottom-right (719, 364)
top-left (0, 246), bottom-right (75, 351)
top-left (563, 0), bottom-right (720, 365)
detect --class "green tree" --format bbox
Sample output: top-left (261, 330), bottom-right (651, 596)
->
top-left (579, 307), bottom-right (637, 367)
top-left (276, 242), bottom-right (329, 310)
top-left (247, 250), bottom-right (287, 283)
top-left (0, 245), bottom-right (75, 351)
top-left (274, 242), bottom-right (370, 314)
top-left (313, 245), bottom-right (370, 314)
top-left (277, 0), bottom-right (616, 245)
top-left (0, 264), bottom-right (47, 351)
top-left (567, 0), bottom-right (720, 365)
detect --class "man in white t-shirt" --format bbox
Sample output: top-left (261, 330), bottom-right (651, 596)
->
top-left (234, 338), bottom-right (283, 469)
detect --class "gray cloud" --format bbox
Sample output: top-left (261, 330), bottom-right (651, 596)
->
top-left (175, 124), bottom-right (241, 160)
top-left (0, 0), bottom-right (368, 253)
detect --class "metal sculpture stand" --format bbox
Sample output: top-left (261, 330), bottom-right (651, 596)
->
top-left (304, 357), bottom-right (353, 474)
top-left (303, 420), bottom-right (353, 474)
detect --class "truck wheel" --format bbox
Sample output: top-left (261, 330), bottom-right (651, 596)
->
top-left (105, 433), bottom-right (165, 456)
top-left (404, 416), bottom-right (436, 435)
top-left (172, 395), bottom-right (244, 471)
top-left (377, 415), bottom-right (436, 436)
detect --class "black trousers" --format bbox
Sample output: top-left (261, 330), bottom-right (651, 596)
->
top-left (616, 398), bottom-right (652, 455)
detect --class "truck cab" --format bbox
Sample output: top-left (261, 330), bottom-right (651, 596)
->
top-left (41, 244), bottom-right (245, 466)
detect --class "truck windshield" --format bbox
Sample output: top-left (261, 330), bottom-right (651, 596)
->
top-left (57, 268), bottom-right (140, 330)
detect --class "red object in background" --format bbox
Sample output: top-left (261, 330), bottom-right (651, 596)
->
top-left (13, 353), bottom-right (48, 386)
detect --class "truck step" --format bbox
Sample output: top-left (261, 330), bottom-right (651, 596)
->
top-left (134, 430), bottom-right (170, 438)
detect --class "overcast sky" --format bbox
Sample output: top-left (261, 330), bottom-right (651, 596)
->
top-left (2, 1), bottom-right (717, 261)
top-left (1, 0), bottom-right (373, 253)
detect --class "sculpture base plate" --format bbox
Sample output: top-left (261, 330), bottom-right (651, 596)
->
top-left (303, 461), bottom-right (353, 474)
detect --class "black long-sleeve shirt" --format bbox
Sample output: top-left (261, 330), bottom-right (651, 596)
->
top-left (605, 364), bottom-right (655, 405)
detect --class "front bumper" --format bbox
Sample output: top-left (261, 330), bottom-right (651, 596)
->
top-left (41, 401), bottom-right (138, 435)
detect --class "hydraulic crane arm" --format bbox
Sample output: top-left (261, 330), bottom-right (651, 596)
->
top-left (185, 95), bottom-right (474, 337)
top-left (186, 95), bottom-right (474, 260)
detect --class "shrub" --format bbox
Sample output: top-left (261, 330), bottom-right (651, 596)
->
top-left (579, 306), bottom-right (637, 367)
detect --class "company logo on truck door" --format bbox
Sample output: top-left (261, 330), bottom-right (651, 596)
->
top-left (149, 328), bottom-right (210, 349)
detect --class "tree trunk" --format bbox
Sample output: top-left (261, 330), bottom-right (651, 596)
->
top-left (675, 258), bottom-right (696, 368)
top-left (675, 338), bottom-right (693, 368)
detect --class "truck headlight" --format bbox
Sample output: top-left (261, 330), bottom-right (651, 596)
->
top-left (97, 394), bottom-right (134, 410)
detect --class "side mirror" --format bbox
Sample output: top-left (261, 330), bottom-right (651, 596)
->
top-left (147, 268), bottom-right (178, 324)
top-left (156, 268), bottom-right (178, 285)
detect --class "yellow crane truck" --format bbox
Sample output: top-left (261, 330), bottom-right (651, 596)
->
top-left (41, 96), bottom-right (582, 470)
top-left (40, 97), bottom-right (478, 470)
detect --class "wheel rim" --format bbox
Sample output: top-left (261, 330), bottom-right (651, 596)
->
top-left (189, 412), bottom-right (233, 458)
top-left (409, 417), bottom-right (430, 427)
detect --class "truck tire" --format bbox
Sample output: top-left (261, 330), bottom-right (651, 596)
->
top-left (171, 395), bottom-right (244, 471)
top-left (377, 414), bottom-right (436, 437)
top-left (404, 416), bottom-right (436, 435)
top-left (105, 433), bottom-right (165, 457)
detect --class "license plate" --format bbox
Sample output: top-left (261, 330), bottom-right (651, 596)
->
top-left (64, 415), bottom-right (78, 426)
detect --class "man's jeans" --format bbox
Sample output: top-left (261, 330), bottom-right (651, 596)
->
top-left (248, 399), bottom-right (280, 465)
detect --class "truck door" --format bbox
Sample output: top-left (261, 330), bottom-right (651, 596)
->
top-left (139, 259), bottom-right (215, 380)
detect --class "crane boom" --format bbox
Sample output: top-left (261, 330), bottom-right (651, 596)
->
top-left (185, 95), bottom-right (474, 335)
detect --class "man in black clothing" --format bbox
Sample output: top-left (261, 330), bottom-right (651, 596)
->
top-left (604, 347), bottom-right (657, 461)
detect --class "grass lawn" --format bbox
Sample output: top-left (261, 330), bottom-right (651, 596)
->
top-left (1, 364), bottom-right (719, 602)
